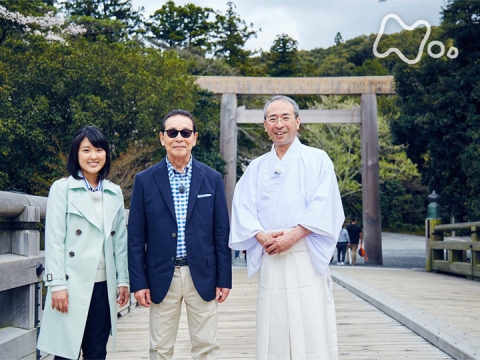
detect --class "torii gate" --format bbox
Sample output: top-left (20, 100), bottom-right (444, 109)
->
top-left (196, 76), bottom-right (396, 265)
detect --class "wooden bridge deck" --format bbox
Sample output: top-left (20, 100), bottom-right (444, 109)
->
top-left (105, 267), bottom-right (476, 359)
top-left (332, 267), bottom-right (480, 343)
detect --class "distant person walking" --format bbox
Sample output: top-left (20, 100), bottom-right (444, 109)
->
top-left (346, 218), bottom-right (363, 266)
top-left (336, 226), bottom-right (350, 265)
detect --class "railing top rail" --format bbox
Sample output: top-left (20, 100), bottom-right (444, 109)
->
top-left (0, 191), bottom-right (48, 218)
top-left (434, 221), bottom-right (480, 232)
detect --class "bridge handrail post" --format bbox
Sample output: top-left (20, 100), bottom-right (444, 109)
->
top-left (426, 191), bottom-right (442, 272)
top-left (0, 202), bottom-right (44, 360)
top-left (470, 225), bottom-right (480, 277)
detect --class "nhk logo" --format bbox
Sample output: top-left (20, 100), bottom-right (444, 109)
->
top-left (373, 14), bottom-right (458, 65)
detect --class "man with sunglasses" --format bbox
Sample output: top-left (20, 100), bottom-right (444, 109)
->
top-left (128, 109), bottom-right (232, 359)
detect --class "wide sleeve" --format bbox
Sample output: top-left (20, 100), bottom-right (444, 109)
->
top-left (298, 155), bottom-right (344, 238)
top-left (299, 154), bottom-right (345, 274)
top-left (127, 174), bottom-right (149, 292)
top-left (212, 173), bottom-right (232, 288)
top-left (113, 188), bottom-right (129, 284)
top-left (228, 161), bottom-right (265, 277)
top-left (43, 179), bottom-right (68, 287)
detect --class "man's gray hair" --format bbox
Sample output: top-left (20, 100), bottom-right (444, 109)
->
top-left (263, 95), bottom-right (300, 120)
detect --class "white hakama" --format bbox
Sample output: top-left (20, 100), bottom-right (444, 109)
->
top-left (257, 240), bottom-right (338, 360)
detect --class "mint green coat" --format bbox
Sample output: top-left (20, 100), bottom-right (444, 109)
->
top-left (37, 176), bottom-right (129, 359)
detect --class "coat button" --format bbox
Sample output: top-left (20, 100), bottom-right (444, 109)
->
top-left (172, 233), bottom-right (177, 238)
top-left (76, 229), bottom-right (82, 236)
top-left (69, 251), bottom-right (75, 257)
top-left (171, 257), bottom-right (174, 261)
top-left (113, 252), bottom-right (115, 257)
top-left (111, 231), bottom-right (116, 236)
top-left (66, 274), bottom-right (69, 280)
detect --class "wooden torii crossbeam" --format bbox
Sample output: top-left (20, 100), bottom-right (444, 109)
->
top-left (195, 76), bottom-right (396, 265)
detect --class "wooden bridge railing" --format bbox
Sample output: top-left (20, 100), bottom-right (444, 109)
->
top-left (426, 221), bottom-right (480, 279)
top-left (0, 191), bottom-right (135, 360)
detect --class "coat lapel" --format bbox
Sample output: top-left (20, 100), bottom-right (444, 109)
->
top-left (153, 160), bottom-right (176, 220)
top-left (186, 159), bottom-right (205, 224)
top-left (68, 177), bottom-right (102, 231)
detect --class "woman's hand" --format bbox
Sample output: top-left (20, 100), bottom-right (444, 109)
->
top-left (52, 290), bottom-right (69, 313)
top-left (117, 286), bottom-right (130, 307)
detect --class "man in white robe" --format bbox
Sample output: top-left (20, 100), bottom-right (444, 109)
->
top-left (229, 95), bottom-right (344, 360)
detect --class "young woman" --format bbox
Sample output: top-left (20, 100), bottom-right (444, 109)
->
top-left (37, 126), bottom-right (129, 360)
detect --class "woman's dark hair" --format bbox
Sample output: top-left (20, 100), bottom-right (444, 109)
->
top-left (67, 126), bottom-right (111, 180)
top-left (161, 109), bottom-right (197, 133)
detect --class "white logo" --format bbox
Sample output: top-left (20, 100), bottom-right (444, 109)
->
top-left (373, 14), bottom-right (458, 65)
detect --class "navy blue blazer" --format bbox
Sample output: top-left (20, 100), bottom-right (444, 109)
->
top-left (128, 157), bottom-right (232, 303)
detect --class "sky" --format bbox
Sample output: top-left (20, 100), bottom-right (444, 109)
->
top-left (130, 0), bottom-right (447, 51)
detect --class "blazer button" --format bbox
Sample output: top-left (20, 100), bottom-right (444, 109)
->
top-left (76, 229), bottom-right (82, 236)
top-left (69, 251), bottom-right (75, 257)
top-left (65, 274), bottom-right (69, 280)
top-left (171, 257), bottom-right (174, 261)
top-left (111, 231), bottom-right (116, 236)
top-left (172, 233), bottom-right (177, 238)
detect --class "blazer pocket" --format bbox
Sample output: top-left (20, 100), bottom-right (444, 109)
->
top-left (197, 194), bottom-right (212, 198)
top-left (207, 253), bottom-right (216, 266)
top-left (146, 256), bottom-right (157, 268)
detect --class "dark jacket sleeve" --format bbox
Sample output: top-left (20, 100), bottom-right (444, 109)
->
top-left (128, 174), bottom-right (150, 292)
top-left (213, 173), bottom-right (232, 288)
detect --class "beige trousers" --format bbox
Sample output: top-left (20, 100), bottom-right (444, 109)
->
top-left (347, 244), bottom-right (359, 265)
top-left (149, 266), bottom-right (219, 360)
top-left (256, 240), bottom-right (338, 360)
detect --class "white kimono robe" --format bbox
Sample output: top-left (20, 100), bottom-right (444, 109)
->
top-left (229, 137), bottom-right (344, 277)
top-left (229, 137), bottom-right (344, 360)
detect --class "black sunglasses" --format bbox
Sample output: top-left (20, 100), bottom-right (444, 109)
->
top-left (164, 129), bottom-right (194, 139)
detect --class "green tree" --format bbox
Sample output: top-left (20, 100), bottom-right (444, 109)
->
top-left (213, 2), bottom-right (258, 73)
top-left (61, 0), bottom-right (144, 41)
top-left (0, 36), bottom-right (198, 195)
top-left (334, 32), bottom-right (343, 45)
top-left (353, 59), bottom-right (389, 76)
top-left (147, 1), bottom-right (214, 50)
top-left (267, 34), bottom-right (299, 77)
top-left (392, 0), bottom-right (480, 220)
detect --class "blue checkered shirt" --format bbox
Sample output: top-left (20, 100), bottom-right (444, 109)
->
top-left (166, 156), bottom-right (192, 258)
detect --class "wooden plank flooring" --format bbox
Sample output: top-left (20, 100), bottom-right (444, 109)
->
top-left (332, 267), bottom-right (480, 343)
top-left (108, 268), bottom-right (451, 359)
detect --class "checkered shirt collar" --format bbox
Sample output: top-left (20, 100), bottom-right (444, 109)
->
top-left (166, 156), bottom-right (193, 180)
